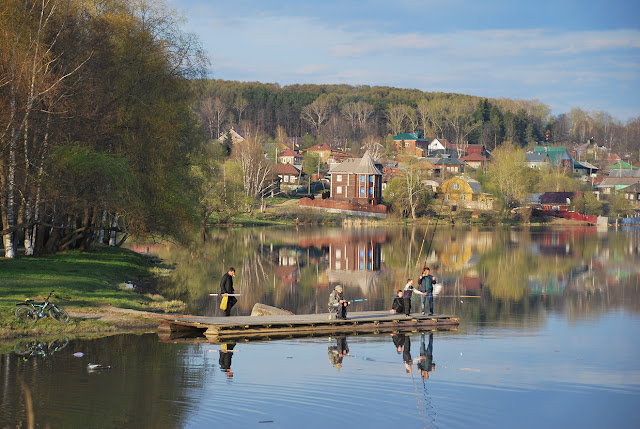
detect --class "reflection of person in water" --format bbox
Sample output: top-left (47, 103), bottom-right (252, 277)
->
top-left (328, 337), bottom-right (349, 369)
top-left (219, 343), bottom-right (236, 377)
top-left (417, 333), bottom-right (435, 379)
top-left (391, 333), bottom-right (425, 373)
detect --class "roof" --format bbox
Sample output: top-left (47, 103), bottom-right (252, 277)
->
top-left (461, 153), bottom-right (487, 162)
top-left (609, 169), bottom-right (640, 178)
top-left (526, 153), bottom-right (550, 163)
top-left (444, 176), bottom-right (481, 193)
top-left (435, 158), bottom-right (466, 165)
top-left (599, 177), bottom-right (640, 187)
top-left (573, 160), bottom-right (598, 170)
top-left (280, 149), bottom-right (300, 157)
top-left (539, 192), bottom-right (583, 204)
top-left (274, 163), bottom-right (303, 175)
top-left (605, 161), bottom-right (638, 171)
top-left (621, 183), bottom-right (640, 193)
top-left (393, 132), bottom-right (428, 141)
top-left (306, 143), bottom-right (332, 152)
top-left (533, 146), bottom-right (572, 167)
top-left (329, 151), bottom-right (382, 175)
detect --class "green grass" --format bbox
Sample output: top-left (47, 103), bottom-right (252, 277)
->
top-left (0, 245), bottom-right (157, 339)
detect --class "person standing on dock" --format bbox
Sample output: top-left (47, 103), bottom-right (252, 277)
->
top-left (418, 267), bottom-right (437, 315)
top-left (403, 279), bottom-right (422, 316)
top-left (329, 285), bottom-right (349, 319)
top-left (220, 267), bottom-right (237, 317)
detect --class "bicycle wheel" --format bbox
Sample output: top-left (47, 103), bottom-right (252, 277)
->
top-left (14, 339), bottom-right (38, 355)
top-left (16, 306), bottom-right (38, 323)
top-left (49, 337), bottom-right (70, 352)
top-left (49, 306), bottom-right (70, 323)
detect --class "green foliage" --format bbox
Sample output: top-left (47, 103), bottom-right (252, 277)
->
top-left (485, 142), bottom-right (535, 208)
top-left (301, 134), bottom-right (316, 149)
top-left (576, 192), bottom-right (602, 216)
top-left (608, 193), bottom-right (632, 217)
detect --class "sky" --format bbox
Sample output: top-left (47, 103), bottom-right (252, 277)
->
top-left (167, 0), bottom-right (640, 121)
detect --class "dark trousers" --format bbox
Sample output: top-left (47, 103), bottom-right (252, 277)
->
top-left (392, 298), bottom-right (404, 313)
top-left (403, 298), bottom-right (411, 315)
top-left (224, 296), bottom-right (237, 316)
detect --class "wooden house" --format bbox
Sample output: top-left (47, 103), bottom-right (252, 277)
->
top-left (439, 176), bottom-right (482, 202)
top-left (305, 143), bottom-right (332, 164)
top-left (539, 192), bottom-right (584, 211)
top-left (329, 151), bottom-right (383, 205)
top-left (279, 149), bottom-right (303, 166)
top-left (274, 163), bottom-right (305, 189)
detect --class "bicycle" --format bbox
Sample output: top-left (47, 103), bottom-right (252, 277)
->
top-left (15, 290), bottom-right (70, 323)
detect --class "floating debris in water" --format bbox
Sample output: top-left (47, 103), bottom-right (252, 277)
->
top-left (73, 352), bottom-right (84, 357)
top-left (258, 421), bottom-right (274, 424)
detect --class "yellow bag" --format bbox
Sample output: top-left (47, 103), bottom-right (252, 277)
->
top-left (220, 295), bottom-right (228, 311)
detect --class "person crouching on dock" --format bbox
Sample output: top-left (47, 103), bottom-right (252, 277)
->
top-left (329, 285), bottom-right (349, 320)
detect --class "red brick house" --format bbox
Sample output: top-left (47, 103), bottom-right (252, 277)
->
top-left (329, 151), bottom-right (383, 205)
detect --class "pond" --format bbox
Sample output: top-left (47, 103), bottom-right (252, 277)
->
top-left (1, 225), bottom-right (639, 428)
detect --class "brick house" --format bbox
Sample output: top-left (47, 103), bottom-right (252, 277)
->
top-left (393, 132), bottom-right (430, 156)
top-left (329, 151), bottom-right (383, 205)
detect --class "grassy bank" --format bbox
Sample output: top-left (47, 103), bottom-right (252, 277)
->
top-left (0, 245), bottom-right (170, 340)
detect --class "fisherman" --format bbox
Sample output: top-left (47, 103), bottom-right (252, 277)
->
top-left (418, 267), bottom-right (437, 315)
top-left (329, 285), bottom-right (349, 320)
top-left (390, 290), bottom-right (404, 314)
top-left (220, 267), bottom-right (237, 317)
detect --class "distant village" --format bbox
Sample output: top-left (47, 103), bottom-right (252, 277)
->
top-left (220, 127), bottom-right (640, 223)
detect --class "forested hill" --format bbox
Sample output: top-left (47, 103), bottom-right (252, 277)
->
top-left (193, 79), bottom-right (639, 155)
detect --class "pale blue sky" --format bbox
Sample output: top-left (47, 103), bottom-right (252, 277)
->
top-left (168, 0), bottom-right (640, 121)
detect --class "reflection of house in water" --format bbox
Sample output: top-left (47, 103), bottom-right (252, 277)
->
top-left (298, 230), bottom-right (388, 293)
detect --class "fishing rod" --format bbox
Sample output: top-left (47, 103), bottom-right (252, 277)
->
top-left (348, 298), bottom-right (368, 304)
top-left (422, 196), bottom-right (447, 270)
top-left (208, 293), bottom-right (242, 296)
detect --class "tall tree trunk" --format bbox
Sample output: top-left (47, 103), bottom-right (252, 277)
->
top-left (4, 92), bottom-right (18, 258)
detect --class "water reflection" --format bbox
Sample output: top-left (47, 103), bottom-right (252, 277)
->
top-left (128, 226), bottom-right (640, 322)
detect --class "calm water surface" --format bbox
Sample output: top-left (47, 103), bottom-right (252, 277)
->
top-left (1, 226), bottom-right (639, 428)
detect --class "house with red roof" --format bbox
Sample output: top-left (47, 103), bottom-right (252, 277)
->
top-left (461, 153), bottom-right (488, 170)
top-left (279, 149), bottom-right (302, 166)
top-left (305, 143), bottom-right (332, 163)
top-left (274, 163), bottom-right (305, 189)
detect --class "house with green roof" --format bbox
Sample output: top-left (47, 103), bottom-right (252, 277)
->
top-left (533, 146), bottom-right (573, 169)
top-left (393, 131), bottom-right (430, 156)
top-left (605, 161), bottom-right (638, 172)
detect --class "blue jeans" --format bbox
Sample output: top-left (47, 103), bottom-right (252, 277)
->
top-left (421, 293), bottom-right (434, 314)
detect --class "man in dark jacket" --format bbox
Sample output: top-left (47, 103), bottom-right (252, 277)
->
top-left (220, 267), bottom-right (236, 316)
top-left (418, 267), bottom-right (436, 315)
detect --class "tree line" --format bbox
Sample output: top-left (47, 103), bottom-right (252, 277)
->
top-left (0, 0), bottom-right (207, 257)
top-left (194, 79), bottom-right (640, 156)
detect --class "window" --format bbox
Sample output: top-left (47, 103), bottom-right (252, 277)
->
top-left (335, 261), bottom-right (341, 270)
top-left (369, 175), bottom-right (373, 182)
top-left (461, 194), bottom-right (466, 200)
top-left (336, 186), bottom-right (342, 194)
top-left (290, 175), bottom-right (296, 182)
top-left (360, 187), bottom-right (365, 195)
top-left (283, 175), bottom-right (289, 183)
top-left (445, 194), bottom-right (450, 200)
top-left (452, 183), bottom-right (460, 190)
top-left (337, 175), bottom-right (342, 182)
top-left (336, 249), bottom-right (342, 258)
top-left (369, 187), bottom-right (373, 195)
top-left (361, 175), bottom-right (365, 182)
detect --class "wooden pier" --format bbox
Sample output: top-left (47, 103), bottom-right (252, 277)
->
top-left (157, 311), bottom-right (459, 343)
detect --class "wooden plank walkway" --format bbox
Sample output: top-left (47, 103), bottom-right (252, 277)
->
top-left (157, 311), bottom-right (459, 343)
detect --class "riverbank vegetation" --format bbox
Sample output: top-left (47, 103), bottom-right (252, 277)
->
top-left (0, 246), bottom-right (171, 339)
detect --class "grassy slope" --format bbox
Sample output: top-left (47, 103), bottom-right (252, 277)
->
top-left (0, 245), bottom-right (156, 340)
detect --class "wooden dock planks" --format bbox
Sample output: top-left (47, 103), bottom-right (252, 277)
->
top-left (157, 311), bottom-right (459, 343)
